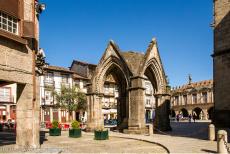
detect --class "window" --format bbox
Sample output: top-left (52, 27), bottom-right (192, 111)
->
top-left (0, 11), bottom-right (18, 34)
top-left (61, 74), bottom-right (68, 83)
top-left (183, 95), bottom-right (187, 105)
top-left (75, 80), bottom-right (80, 88)
top-left (0, 87), bottom-right (11, 102)
top-left (192, 94), bottom-right (197, 104)
top-left (145, 82), bottom-right (152, 95)
top-left (104, 84), bottom-right (109, 94)
top-left (45, 90), bottom-right (52, 101)
top-left (45, 72), bottom-right (54, 83)
top-left (202, 92), bottom-right (208, 103)
top-left (146, 99), bottom-right (150, 105)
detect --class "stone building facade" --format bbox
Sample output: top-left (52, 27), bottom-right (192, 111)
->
top-left (0, 0), bottom-right (43, 147)
top-left (0, 84), bottom-right (17, 122)
top-left (39, 65), bottom-right (74, 123)
top-left (213, 0), bottom-right (230, 128)
top-left (171, 79), bottom-right (213, 120)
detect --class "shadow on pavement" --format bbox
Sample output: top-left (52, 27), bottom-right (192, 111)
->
top-left (0, 129), bottom-right (48, 146)
top-left (201, 149), bottom-right (217, 153)
top-left (40, 130), bottom-right (48, 144)
top-left (0, 129), bottom-right (16, 146)
top-left (159, 121), bottom-right (211, 140)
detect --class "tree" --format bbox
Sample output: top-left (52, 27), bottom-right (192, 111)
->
top-left (53, 86), bottom-right (87, 122)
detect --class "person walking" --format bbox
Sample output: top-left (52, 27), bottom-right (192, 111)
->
top-left (176, 114), bottom-right (180, 122)
top-left (192, 113), bottom-right (196, 123)
top-left (188, 114), bottom-right (192, 123)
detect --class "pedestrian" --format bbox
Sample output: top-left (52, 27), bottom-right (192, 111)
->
top-left (193, 113), bottom-right (196, 123)
top-left (188, 114), bottom-right (192, 123)
top-left (176, 114), bottom-right (179, 122)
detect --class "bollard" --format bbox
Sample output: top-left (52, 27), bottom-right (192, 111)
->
top-left (148, 124), bottom-right (153, 135)
top-left (208, 124), bottom-right (215, 141)
top-left (217, 130), bottom-right (228, 154)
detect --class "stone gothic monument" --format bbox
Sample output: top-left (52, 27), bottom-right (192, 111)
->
top-left (86, 38), bottom-right (171, 134)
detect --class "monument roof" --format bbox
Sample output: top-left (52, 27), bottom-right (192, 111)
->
top-left (120, 51), bottom-right (145, 74)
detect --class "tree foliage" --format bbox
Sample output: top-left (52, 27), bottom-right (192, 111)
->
top-left (53, 86), bottom-right (87, 113)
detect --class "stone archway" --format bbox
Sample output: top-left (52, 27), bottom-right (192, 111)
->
top-left (180, 108), bottom-right (189, 117)
top-left (102, 64), bottom-right (129, 131)
top-left (86, 39), bottom-right (170, 133)
top-left (193, 107), bottom-right (203, 120)
top-left (86, 43), bottom-right (131, 131)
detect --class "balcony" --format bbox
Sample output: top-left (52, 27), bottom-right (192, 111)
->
top-left (0, 96), bottom-right (14, 103)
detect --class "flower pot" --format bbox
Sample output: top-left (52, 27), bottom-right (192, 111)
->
top-left (94, 130), bottom-right (109, 140)
top-left (49, 128), bottom-right (61, 136)
top-left (69, 128), bottom-right (81, 138)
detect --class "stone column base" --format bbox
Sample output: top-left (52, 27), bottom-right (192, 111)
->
top-left (214, 110), bottom-right (230, 128)
top-left (123, 126), bottom-right (148, 134)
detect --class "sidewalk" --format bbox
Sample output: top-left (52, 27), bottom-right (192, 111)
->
top-left (107, 131), bottom-right (217, 153)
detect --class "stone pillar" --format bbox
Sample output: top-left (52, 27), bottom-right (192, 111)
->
top-left (117, 96), bottom-right (128, 131)
top-left (213, 0), bottom-right (230, 128)
top-left (16, 83), bottom-right (40, 148)
top-left (147, 124), bottom-right (153, 135)
top-left (154, 94), bottom-right (171, 131)
top-left (6, 105), bottom-right (10, 120)
top-left (217, 130), bottom-right (228, 154)
top-left (125, 77), bottom-right (146, 134)
top-left (188, 110), bottom-right (192, 116)
top-left (86, 93), bottom-right (104, 131)
top-left (50, 107), bottom-right (53, 122)
top-left (208, 124), bottom-right (215, 141)
top-left (203, 109), bottom-right (208, 120)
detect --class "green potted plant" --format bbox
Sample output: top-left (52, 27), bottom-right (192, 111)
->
top-left (69, 120), bottom-right (81, 138)
top-left (94, 127), bottom-right (109, 140)
top-left (49, 120), bottom-right (61, 136)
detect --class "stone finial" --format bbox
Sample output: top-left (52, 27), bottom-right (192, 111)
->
top-left (151, 37), bottom-right (157, 43)
top-left (188, 74), bottom-right (192, 85)
top-left (109, 39), bottom-right (115, 44)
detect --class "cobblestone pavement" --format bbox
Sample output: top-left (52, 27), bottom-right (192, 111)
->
top-left (1, 121), bottom-right (230, 153)
top-left (0, 131), bottom-right (167, 153)
top-left (107, 121), bottom-right (229, 153)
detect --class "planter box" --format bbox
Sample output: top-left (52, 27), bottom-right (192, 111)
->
top-left (69, 128), bottom-right (81, 138)
top-left (94, 130), bottom-right (109, 140)
top-left (49, 128), bottom-right (61, 136)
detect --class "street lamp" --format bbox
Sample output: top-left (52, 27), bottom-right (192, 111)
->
top-left (35, 2), bottom-right (46, 14)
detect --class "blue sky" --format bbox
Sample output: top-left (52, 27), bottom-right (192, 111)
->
top-left (39, 0), bottom-right (213, 87)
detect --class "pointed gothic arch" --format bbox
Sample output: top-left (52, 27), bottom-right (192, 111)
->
top-left (86, 38), bottom-right (170, 133)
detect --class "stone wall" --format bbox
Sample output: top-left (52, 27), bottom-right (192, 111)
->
top-left (0, 38), bottom-right (33, 84)
top-left (0, 0), bottom-right (40, 148)
top-left (213, 0), bottom-right (230, 127)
